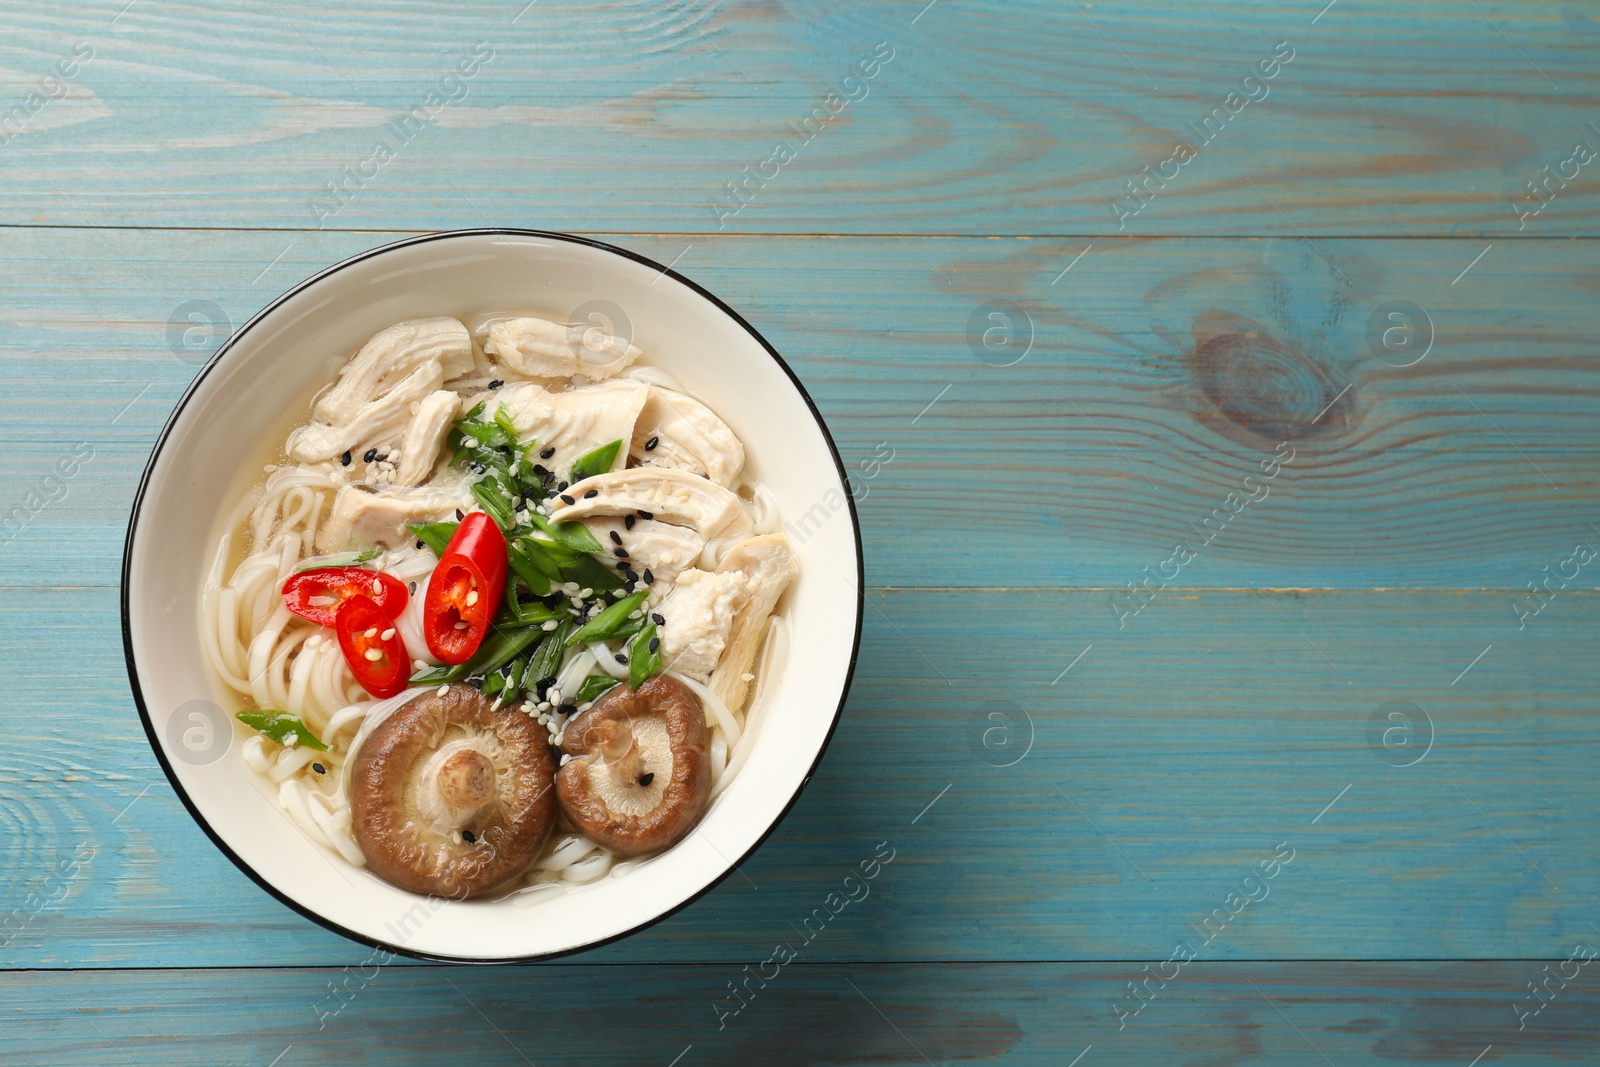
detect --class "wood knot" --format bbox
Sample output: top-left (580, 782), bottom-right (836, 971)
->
top-left (1191, 324), bottom-right (1349, 445)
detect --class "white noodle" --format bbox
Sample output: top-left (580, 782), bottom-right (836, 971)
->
top-left (587, 641), bottom-right (629, 680)
top-left (712, 617), bottom-right (787, 799)
top-left (555, 650), bottom-right (597, 698)
top-left (671, 673), bottom-right (741, 751)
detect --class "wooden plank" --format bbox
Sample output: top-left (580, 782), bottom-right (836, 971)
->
top-left (5, 585), bottom-right (1597, 967)
top-left (6, 962), bottom-right (1600, 1064)
top-left (0, 1), bottom-right (1596, 235)
top-left (2, 228), bottom-right (1597, 589)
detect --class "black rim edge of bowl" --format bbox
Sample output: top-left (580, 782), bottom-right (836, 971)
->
top-left (120, 228), bottom-right (866, 966)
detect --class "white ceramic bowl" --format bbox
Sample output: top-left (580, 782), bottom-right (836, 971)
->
top-left (122, 230), bottom-right (862, 961)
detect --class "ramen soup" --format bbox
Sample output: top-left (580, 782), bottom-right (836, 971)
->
top-left (202, 314), bottom-right (794, 899)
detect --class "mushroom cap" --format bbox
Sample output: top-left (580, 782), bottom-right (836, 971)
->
top-left (351, 685), bottom-right (557, 898)
top-left (556, 675), bottom-right (712, 856)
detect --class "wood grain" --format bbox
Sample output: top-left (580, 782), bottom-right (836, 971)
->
top-left (2, 228), bottom-right (1597, 590)
top-left (6, 584), bottom-right (1597, 967)
top-left (6, 963), bottom-right (1600, 1065)
top-left (0, 1), bottom-right (1595, 235)
top-left (4, 1), bottom-right (1600, 1057)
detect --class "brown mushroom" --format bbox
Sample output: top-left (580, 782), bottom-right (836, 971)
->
top-left (556, 675), bottom-right (712, 856)
top-left (351, 684), bottom-right (557, 897)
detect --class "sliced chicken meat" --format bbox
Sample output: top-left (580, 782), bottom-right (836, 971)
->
top-left (709, 535), bottom-right (797, 713)
top-left (314, 318), bottom-right (473, 424)
top-left (654, 568), bottom-right (748, 681)
top-left (579, 516), bottom-right (705, 588)
top-left (630, 387), bottom-right (745, 489)
top-left (316, 480), bottom-right (474, 553)
top-left (482, 315), bottom-right (641, 382)
top-left (549, 467), bottom-right (750, 543)
top-left (393, 390), bottom-right (461, 486)
top-left (289, 362), bottom-right (444, 464)
top-left (482, 379), bottom-right (648, 484)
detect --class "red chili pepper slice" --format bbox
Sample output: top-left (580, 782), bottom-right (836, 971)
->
top-left (334, 594), bottom-right (410, 698)
top-left (282, 567), bottom-right (408, 629)
top-left (423, 512), bottom-right (509, 664)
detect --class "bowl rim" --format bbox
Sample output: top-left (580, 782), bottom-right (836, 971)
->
top-left (120, 227), bottom-right (865, 964)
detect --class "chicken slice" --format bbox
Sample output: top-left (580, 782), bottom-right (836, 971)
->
top-left (655, 568), bottom-right (748, 681)
top-left (393, 390), bottom-right (461, 486)
top-left (314, 318), bottom-right (473, 423)
top-left (580, 516), bottom-right (705, 588)
top-left (316, 480), bottom-right (474, 553)
top-left (482, 379), bottom-right (648, 485)
top-left (630, 387), bottom-right (745, 489)
top-left (482, 316), bottom-right (641, 382)
top-left (288, 362), bottom-right (444, 464)
top-left (709, 535), bottom-right (797, 713)
top-left (549, 468), bottom-right (750, 542)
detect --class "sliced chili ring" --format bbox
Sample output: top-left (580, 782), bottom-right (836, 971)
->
top-left (335, 594), bottom-right (411, 699)
top-left (283, 567), bottom-right (408, 629)
top-left (423, 512), bottom-right (509, 665)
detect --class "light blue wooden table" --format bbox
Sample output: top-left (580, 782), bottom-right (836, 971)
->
top-left (4, 0), bottom-right (1599, 1062)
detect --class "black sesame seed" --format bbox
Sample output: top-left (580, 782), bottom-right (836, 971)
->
top-left (643, 569), bottom-right (655, 585)
top-left (648, 637), bottom-right (660, 653)
top-left (616, 561), bottom-right (631, 571)
top-left (463, 830), bottom-right (477, 843)
top-left (624, 579), bottom-right (637, 593)
top-left (584, 489), bottom-right (599, 499)
top-left (340, 450), bottom-right (352, 467)
top-left (469, 462), bottom-right (485, 475)
top-left (558, 703), bottom-right (575, 716)
top-left (638, 772), bottom-right (654, 786)
top-left (644, 436), bottom-right (659, 452)
top-left (408, 581), bottom-right (417, 596)
top-left (609, 531), bottom-right (622, 545)
top-left (312, 763), bottom-right (326, 775)
top-left (616, 653), bottom-right (629, 665)
top-left (455, 508), bottom-right (465, 520)
top-left (488, 380), bottom-right (504, 390)
top-left (558, 481), bottom-right (569, 492)
top-left (364, 448), bottom-right (379, 463)
top-left (613, 547), bottom-right (628, 558)
top-left (560, 494), bottom-right (576, 505)
top-left (651, 612), bottom-right (665, 626)
top-left (623, 514), bottom-right (636, 530)
top-left (638, 510), bottom-right (654, 520)
top-left (540, 446), bottom-right (555, 459)
top-left (532, 464), bottom-right (549, 477)
top-left (416, 540), bottom-right (426, 550)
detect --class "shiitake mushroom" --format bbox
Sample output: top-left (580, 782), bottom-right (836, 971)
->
top-left (350, 684), bottom-right (556, 897)
top-left (556, 675), bottom-right (712, 856)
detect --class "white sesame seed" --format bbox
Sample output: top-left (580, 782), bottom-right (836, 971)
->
top-left (364, 649), bottom-right (383, 662)
top-left (464, 436), bottom-right (479, 449)
top-left (437, 685), bottom-right (450, 696)
top-left (542, 620), bottom-right (559, 631)
top-left (559, 754), bottom-right (572, 766)
top-left (579, 588), bottom-right (593, 598)
top-left (264, 464), bottom-right (277, 473)
top-left (741, 672), bottom-right (755, 682)
top-left (364, 628), bottom-right (378, 639)
top-left (454, 621), bottom-right (470, 630)
top-left (372, 578), bottom-right (382, 594)
top-left (380, 628), bottom-right (396, 641)
top-left (466, 591), bottom-right (479, 607)
top-left (547, 688), bottom-right (562, 705)
top-left (414, 660), bottom-right (428, 670)
top-left (490, 696), bottom-right (503, 711)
